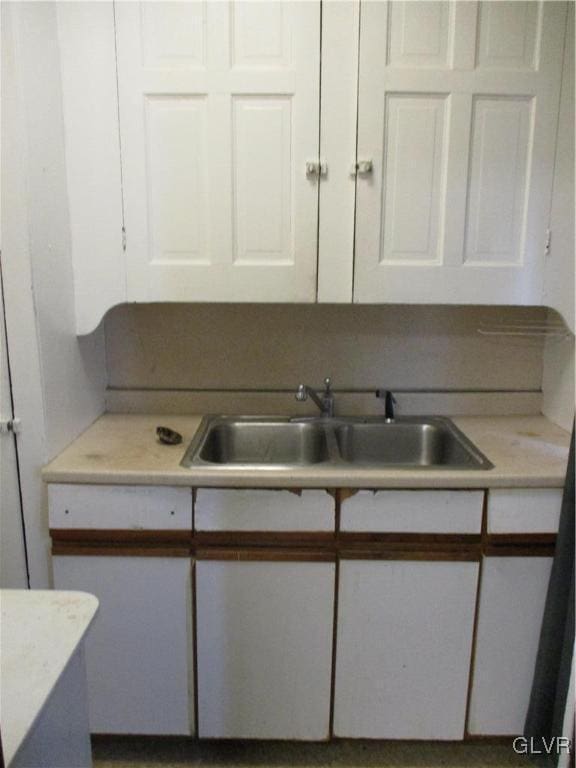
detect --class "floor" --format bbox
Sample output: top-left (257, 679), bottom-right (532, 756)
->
top-left (92, 738), bottom-right (528, 768)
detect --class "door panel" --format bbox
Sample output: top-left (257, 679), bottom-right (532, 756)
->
top-left (354, 0), bottom-right (567, 305)
top-left (115, 0), bottom-right (320, 303)
top-left (334, 559), bottom-right (479, 739)
top-left (52, 555), bottom-right (193, 735)
top-left (468, 556), bottom-right (553, 735)
top-left (196, 559), bottom-right (335, 739)
top-left (381, 94), bottom-right (448, 264)
top-left (0, 277), bottom-right (27, 588)
top-left (464, 96), bottom-right (532, 265)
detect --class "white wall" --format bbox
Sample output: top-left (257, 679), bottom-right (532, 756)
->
top-left (1, 2), bottom-right (107, 587)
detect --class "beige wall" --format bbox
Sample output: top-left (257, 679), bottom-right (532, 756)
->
top-left (105, 304), bottom-right (546, 393)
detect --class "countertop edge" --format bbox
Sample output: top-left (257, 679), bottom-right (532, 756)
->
top-left (41, 470), bottom-right (567, 489)
top-left (40, 413), bottom-right (571, 490)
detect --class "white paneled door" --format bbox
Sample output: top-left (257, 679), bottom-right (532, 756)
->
top-left (115, 1), bottom-right (320, 303)
top-left (354, 1), bottom-right (567, 305)
top-left (0, 275), bottom-right (28, 588)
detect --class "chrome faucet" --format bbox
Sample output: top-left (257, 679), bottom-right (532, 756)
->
top-left (295, 377), bottom-right (335, 417)
top-left (376, 389), bottom-right (396, 422)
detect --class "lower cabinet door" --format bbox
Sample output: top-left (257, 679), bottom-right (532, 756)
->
top-left (468, 556), bottom-right (553, 735)
top-left (52, 555), bottom-right (194, 735)
top-left (196, 557), bottom-right (335, 739)
top-left (334, 558), bottom-right (479, 740)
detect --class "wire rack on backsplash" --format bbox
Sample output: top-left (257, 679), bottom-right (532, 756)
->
top-left (477, 319), bottom-right (572, 341)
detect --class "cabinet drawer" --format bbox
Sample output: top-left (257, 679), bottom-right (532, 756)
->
top-left (48, 484), bottom-right (192, 530)
top-left (195, 489), bottom-right (334, 532)
top-left (340, 490), bottom-right (483, 534)
top-left (487, 489), bottom-right (562, 534)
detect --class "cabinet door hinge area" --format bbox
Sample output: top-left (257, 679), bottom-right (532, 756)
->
top-left (544, 228), bottom-right (552, 256)
top-left (122, 227), bottom-right (127, 252)
top-left (0, 417), bottom-right (21, 435)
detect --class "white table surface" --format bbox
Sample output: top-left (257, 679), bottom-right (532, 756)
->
top-left (0, 590), bottom-right (98, 765)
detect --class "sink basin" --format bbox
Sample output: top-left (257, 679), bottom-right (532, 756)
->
top-left (181, 415), bottom-right (493, 470)
top-left (184, 418), bottom-right (330, 466)
top-left (334, 419), bottom-right (492, 468)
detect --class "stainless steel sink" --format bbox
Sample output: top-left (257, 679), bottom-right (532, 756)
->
top-left (181, 415), bottom-right (493, 470)
top-left (193, 419), bottom-right (329, 465)
top-left (334, 419), bottom-right (492, 468)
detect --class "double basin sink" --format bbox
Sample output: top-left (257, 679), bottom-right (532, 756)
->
top-left (181, 416), bottom-right (493, 470)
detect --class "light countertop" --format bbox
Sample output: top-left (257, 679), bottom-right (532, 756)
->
top-left (0, 590), bottom-right (98, 765)
top-left (42, 413), bottom-right (570, 488)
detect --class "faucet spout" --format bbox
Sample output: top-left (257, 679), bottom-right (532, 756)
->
top-left (295, 377), bottom-right (334, 417)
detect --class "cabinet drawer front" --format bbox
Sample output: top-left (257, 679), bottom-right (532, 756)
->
top-left (487, 489), bottom-right (562, 534)
top-left (48, 484), bottom-right (192, 530)
top-left (340, 490), bottom-right (483, 534)
top-left (195, 489), bottom-right (334, 532)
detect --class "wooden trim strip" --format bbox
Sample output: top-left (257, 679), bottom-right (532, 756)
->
top-left (329, 556), bottom-right (340, 739)
top-left (337, 532), bottom-right (481, 545)
top-left (485, 533), bottom-right (557, 546)
top-left (195, 548), bottom-right (336, 562)
top-left (483, 544), bottom-right (556, 557)
top-left (339, 549), bottom-right (480, 562)
top-left (193, 531), bottom-right (335, 547)
top-left (191, 560), bottom-right (199, 738)
top-left (464, 491), bottom-right (487, 737)
top-left (52, 543), bottom-right (191, 557)
top-left (50, 528), bottom-right (193, 543)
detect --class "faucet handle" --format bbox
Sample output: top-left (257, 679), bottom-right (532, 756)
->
top-left (375, 389), bottom-right (397, 421)
top-left (295, 384), bottom-right (307, 402)
top-left (324, 377), bottom-right (332, 394)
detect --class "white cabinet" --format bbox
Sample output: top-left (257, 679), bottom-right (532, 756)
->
top-left (196, 556), bottom-right (335, 739)
top-left (115, 1), bottom-right (320, 307)
top-left (48, 484), bottom-right (194, 735)
top-left (52, 555), bottom-right (194, 735)
top-left (468, 556), bottom-right (553, 735)
top-left (55, 0), bottom-right (571, 331)
top-left (353, 1), bottom-right (567, 305)
top-left (334, 557), bottom-right (479, 739)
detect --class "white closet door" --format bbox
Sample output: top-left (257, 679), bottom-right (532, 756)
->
top-left (115, 1), bottom-right (320, 304)
top-left (354, 1), bottom-right (567, 305)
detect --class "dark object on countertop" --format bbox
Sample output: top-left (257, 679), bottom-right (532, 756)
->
top-left (156, 426), bottom-right (183, 446)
